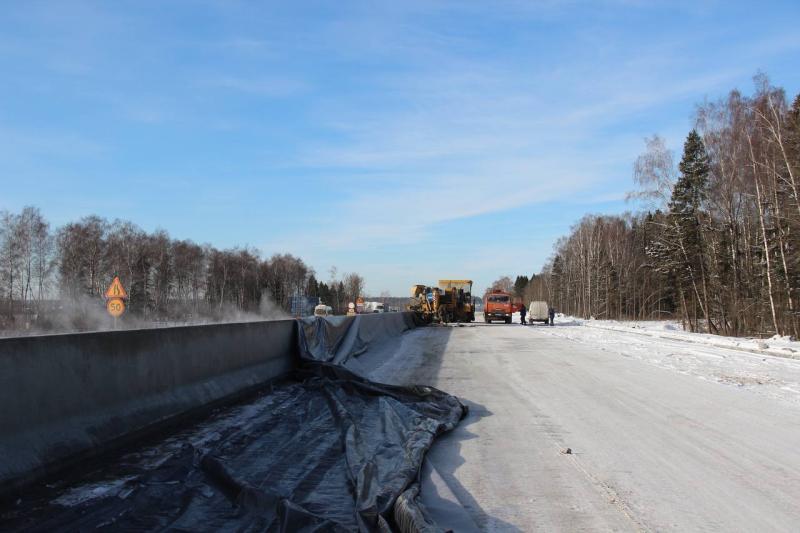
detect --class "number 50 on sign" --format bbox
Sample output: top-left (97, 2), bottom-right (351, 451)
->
top-left (107, 298), bottom-right (125, 318)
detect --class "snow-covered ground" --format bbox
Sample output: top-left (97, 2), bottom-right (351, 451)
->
top-left (563, 315), bottom-right (800, 358)
top-left (538, 315), bottom-right (800, 405)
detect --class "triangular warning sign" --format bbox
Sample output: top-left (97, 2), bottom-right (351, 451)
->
top-left (105, 276), bottom-right (128, 299)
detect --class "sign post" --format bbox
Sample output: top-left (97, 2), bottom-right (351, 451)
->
top-left (104, 276), bottom-right (128, 328)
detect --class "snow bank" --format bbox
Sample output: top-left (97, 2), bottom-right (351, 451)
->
top-left (565, 316), bottom-right (800, 359)
top-left (544, 316), bottom-right (800, 405)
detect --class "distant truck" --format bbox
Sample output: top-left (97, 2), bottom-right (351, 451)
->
top-left (484, 290), bottom-right (513, 324)
top-left (527, 301), bottom-right (549, 324)
top-left (363, 301), bottom-right (385, 313)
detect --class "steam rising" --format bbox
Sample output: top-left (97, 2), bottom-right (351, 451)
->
top-left (0, 292), bottom-right (290, 338)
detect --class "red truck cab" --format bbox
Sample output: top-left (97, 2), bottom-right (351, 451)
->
top-left (484, 290), bottom-right (514, 324)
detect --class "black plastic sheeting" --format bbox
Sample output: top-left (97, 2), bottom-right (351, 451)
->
top-left (297, 312), bottom-right (427, 366)
top-left (2, 315), bottom-right (465, 532)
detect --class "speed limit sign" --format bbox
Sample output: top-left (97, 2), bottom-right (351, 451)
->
top-left (107, 298), bottom-right (125, 318)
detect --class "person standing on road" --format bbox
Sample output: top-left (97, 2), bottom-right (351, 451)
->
top-left (548, 307), bottom-right (555, 326)
top-left (520, 303), bottom-right (527, 325)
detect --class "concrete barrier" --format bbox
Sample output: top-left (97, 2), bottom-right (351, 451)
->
top-left (0, 319), bottom-right (297, 495)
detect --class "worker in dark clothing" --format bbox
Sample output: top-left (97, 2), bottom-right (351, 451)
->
top-left (548, 307), bottom-right (555, 326)
top-left (520, 303), bottom-right (527, 325)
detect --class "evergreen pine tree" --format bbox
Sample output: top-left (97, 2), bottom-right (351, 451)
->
top-left (306, 273), bottom-right (318, 297)
top-left (668, 130), bottom-right (710, 254)
top-left (670, 129), bottom-right (710, 217)
top-left (513, 275), bottom-right (529, 298)
top-left (668, 129), bottom-right (711, 330)
top-left (787, 93), bottom-right (800, 178)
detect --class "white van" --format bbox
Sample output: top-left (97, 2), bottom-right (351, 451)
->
top-left (528, 301), bottom-right (550, 324)
top-left (364, 301), bottom-right (385, 313)
top-left (314, 304), bottom-right (333, 317)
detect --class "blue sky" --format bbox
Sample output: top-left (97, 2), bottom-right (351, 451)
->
top-left (1, 1), bottom-right (799, 296)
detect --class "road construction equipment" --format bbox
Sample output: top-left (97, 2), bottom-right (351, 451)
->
top-left (408, 280), bottom-right (475, 323)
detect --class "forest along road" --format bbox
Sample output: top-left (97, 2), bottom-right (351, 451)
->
top-left (367, 319), bottom-right (800, 532)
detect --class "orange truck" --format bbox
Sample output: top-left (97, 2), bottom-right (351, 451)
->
top-left (484, 290), bottom-right (514, 324)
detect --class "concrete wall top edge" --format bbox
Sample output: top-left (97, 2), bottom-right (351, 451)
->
top-left (0, 317), bottom-right (299, 345)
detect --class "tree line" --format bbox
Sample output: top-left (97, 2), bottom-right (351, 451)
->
top-left (0, 209), bottom-right (364, 332)
top-left (517, 75), bottom-right (800, 337)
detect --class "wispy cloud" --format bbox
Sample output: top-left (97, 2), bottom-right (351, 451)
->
top-left (284, 19), bottom-right (747, 252)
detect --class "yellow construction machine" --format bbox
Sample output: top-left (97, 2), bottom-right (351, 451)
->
top-left (408, 279), bottom-right (475, 323)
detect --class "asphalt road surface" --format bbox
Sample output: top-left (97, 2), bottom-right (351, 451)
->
top-left (367, 319), bottom-right (800, 532)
